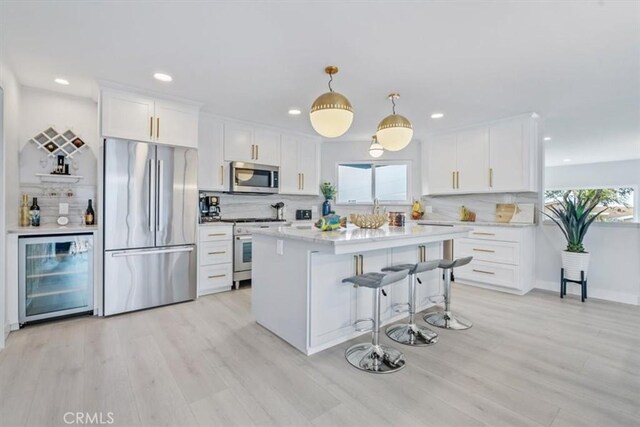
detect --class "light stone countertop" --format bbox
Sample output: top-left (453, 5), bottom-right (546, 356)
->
top-left (418, 219), bottom-right (536, 228)
top-left (7, 224), bottom-right (99, 235)
top-left (251, 223), bottom-right (472, 247)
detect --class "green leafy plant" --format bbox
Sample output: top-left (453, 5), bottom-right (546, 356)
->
top-left (320, 182), bottom-right (337, 199)
top-left (543, 189), bottom-right (626, 252)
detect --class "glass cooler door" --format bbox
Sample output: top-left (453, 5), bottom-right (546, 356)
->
top-left (19, 234), bottom-right (94, 324)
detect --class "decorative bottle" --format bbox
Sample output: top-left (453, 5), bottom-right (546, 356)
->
top-left (85, 199), bottom-right (95, 225)
top-left (30, 197), bottom-right (40, 227)
top-left (322, 198), bottom-right (332, 216)
top-left (19, 194), bottom-right (30, 227)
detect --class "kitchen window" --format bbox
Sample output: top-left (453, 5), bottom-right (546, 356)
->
top-left (544, 187), bottom-right (636, 222)
top-left (336, 161), bottom-right (411, 205)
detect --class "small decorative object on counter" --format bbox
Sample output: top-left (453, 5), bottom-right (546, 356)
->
top-left (85, 199), bottom-right (95, 225)
top-left (351, 213), bottom-right (387, 229)
top-left (411, 200), bottom-right (424, 220)
top-left (320, 182), bottom-right (337, 216)
top-left (315, 213), bottom-right (344, 231)
top-left (20, 194), bottom-right (31, 227)
top-left (459, 206), bottom-right (476, 222)
top-left (30, 197), bottom-right (40, 227)
top-left (387, 212), bottom-right (406, 227)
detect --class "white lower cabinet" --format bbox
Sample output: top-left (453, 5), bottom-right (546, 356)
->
top-left (453, 225), bottom-right (535, 294)
top-left (197, 225), bottom-right (233, 296)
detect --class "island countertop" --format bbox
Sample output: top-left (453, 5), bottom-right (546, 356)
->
top-left (251, 223), bottom-right (471, 254)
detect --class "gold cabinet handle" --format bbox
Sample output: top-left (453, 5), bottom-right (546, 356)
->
top-left (473, 269), bottom-right (495, 275)
top-left (473, 248), bottom-right (495, 253)
top-left (452, 171), bottom-right (455, 189)
top-left (301, 173), bottom-right (304, 190)
top-left (489, 168), bottom-right (493, 188)
top-left (472, 232), bottom-right (496, 236)
top-left (157, 117), bottom-right (160, 139)
top-left (208, 233), bottom-right (227, 237)
top-left (418, 245), bottom-right (426, 262)
top-left (208, 274), bottom-right (226, 279)
top-left (208, 251), bottom-right (226, 255)
top-left (150, 117), bottom-right (153, 138)
top-left (220, 165), bottom-right (224, 185)
top-left (359, 255), bottom-right (364, 275)
top-left (298, 173), bottom-right (302, 190)
top-left (354, 255), bottom-right (360, 276)
top-left (256, 144), bottom-right (259, 160)
top-left (456, 171), bottom-right (460, 189)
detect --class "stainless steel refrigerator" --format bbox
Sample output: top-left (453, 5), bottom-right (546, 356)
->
top-left (103, 139), bottom-right (198, 315)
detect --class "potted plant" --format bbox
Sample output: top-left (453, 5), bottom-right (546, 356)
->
top-left (320, 182), bottom-right (337, 216)
top-left (543, 189), bottom-right (627, 280)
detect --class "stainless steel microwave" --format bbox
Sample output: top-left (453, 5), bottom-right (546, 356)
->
top-left (229, 162), bottom-right (279, 194)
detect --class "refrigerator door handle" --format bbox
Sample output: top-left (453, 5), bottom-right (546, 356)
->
top-left (148, 158), bottom-right (154, 232)
top-left (157, 159), bottom-right (163, 231)
top-left (110, 246), bottom-right (194, 257)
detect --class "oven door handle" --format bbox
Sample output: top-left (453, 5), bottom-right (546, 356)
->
top-left (235, 236), bottom-right (252, 240)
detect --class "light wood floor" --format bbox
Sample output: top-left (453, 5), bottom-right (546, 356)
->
top-left (1, 284), bottom-right (639, 427)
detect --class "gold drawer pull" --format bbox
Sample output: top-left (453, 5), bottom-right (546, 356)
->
top-left (208, 251), bottom-right (226, 255)
top-left (473, 248), bottom-right (495, 253)
top-left (472, 232), bottom-right (495, 236)
top-left (208, 274), bottom-right (226, 279)
top-left (473, 269), bottom-right (495, 275)
top-left (208, 233), bottom-right (226, 237)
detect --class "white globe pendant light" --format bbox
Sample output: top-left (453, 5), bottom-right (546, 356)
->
top-left (368, 135), bottom-right (384, 158)
top-left (310, 66), bottom-right (353, 138)
top-left (376, 93), bottom-right (413, 151)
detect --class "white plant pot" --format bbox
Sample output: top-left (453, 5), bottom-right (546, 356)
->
top-left (561, 251), bottom-right (590, 281)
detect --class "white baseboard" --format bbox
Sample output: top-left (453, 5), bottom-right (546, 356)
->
top-left (535, 280), bottom-right (639, 306)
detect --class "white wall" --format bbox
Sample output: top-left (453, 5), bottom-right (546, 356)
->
top-left (320, 139), bottom-right (422, 216)
top-left (0, 62), bottom-right (22, 350)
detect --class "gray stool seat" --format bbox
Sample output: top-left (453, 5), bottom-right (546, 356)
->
top-left (425, 256), bottom-right (473, 330)
top-left (343, 270), bottom-right (408, 374)
top-left (382, 260), bottom-right (441, 346)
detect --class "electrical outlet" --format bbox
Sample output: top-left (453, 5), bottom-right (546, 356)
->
top-left (59, 203), bottom-right (69, 215)
top-left (424, 205), bottom-right (433, 213)
top-left (276, 239), bottom-right (284, 255)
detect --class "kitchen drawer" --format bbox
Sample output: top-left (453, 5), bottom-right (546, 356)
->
top-left (200, 241), bottom-right (233, 266)
top-left (199, 225), bottom-right (233, 242)
top-left (466, 226), bottom-right (522, 243)
top-left (199, 263), bottom-right (232, 296)
top-left (455, 239), bottom-right (519, 265)
top-left (455, 260), bottom-right (519, 290)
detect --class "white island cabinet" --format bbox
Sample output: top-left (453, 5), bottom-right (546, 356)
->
top-left (251, 224), bottom-right (470, 355)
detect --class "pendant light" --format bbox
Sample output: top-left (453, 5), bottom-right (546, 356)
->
top-left (376, 93), bottom-right (413, 151)
top-left (368, 135), bottom-right (384, 158)
top-left (310, 66), bottom-right (353, 138)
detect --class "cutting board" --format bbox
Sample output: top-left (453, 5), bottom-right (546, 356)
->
top-left (496, 203), bottom-right (535, 224)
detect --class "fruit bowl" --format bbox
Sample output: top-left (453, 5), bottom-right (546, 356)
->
top-left (350, 213), bottom-right (387, 229)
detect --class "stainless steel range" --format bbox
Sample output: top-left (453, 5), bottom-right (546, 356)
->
top-left (221, 218), bottom-right (289, 288)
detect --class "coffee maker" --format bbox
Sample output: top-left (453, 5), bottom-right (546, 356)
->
top-left (199, 193), bottom-right (221, 223)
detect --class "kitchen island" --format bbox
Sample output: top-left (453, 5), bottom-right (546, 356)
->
top-left (251, 224), bottom-right (471, 355)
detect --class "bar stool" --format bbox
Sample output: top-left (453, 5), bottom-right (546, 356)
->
top-left (424, 256), bottom-right (473, 330)
top-left (382, 260), bottom-right (441, 346)
top-left (342, 270), bottom-right (409, 374)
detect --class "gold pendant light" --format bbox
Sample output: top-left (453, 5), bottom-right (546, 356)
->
top-left (310, 66), bottom-right (353, 138)
top-left (376, 93), bottom-right (413, 151)
top-left (368, 135), bottom-right (384, 158)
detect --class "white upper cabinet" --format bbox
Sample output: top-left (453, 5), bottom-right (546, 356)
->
top-left (198, 115), bottom-right (226, 191)
top-left (279, 135), bottom-right (320, 196)
top-left (101, 90), bottom-right (155, 142)
top-left (253, 129), bottom-right (280, 166)
top-left (155, 100), bottom-right (199, 148)
top-left (423, 114), bottom-right (538, 195)
top-left (223, 123), bottom-right (254, 163)
top-left (101, 89), bottom-right (199, 148)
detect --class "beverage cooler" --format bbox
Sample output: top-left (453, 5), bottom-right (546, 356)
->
top-left (19, 233), bottom-right (94, 324)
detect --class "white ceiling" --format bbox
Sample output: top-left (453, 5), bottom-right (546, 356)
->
top-left (1, 1), bottom-right (638, 166)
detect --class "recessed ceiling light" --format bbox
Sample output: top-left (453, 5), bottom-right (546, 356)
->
top-left (544, 137), bottom-right (552, 141)
top-left (54, 78), bottom-right (70, 86)
top-left (153, 73), bottom-right (173, 82)
top-left (288, 109), bottom-right (302, 116)
top-left (563, 158), bottom-right (572, 162)
top-left (430, 113), bottom-right (444, 119)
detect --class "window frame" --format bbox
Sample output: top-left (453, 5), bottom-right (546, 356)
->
top-left (334, 160), bottom-right (412, 206)
top-left (543, 184), bottom-right (638, 223)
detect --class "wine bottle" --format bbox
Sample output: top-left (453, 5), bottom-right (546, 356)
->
top-left (19, 194), bottom-right (30, 227)
top-left (30, 197), bottom-right (40, 227)
top-left (85, 199), bottom-right (95, 225)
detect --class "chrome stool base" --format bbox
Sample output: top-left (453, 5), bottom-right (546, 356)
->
top-left (424, 311), bottom-right (473, 330)
top-left (386, 323), bottom-right (438, 346)
top-left (345, 343), bottom-right (406, 374)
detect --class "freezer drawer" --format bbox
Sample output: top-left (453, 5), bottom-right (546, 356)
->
top-left (104, 245), bottom-right (196, 315)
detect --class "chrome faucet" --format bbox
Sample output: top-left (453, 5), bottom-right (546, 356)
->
top-left (373, 198), bottom-right (380, 214)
